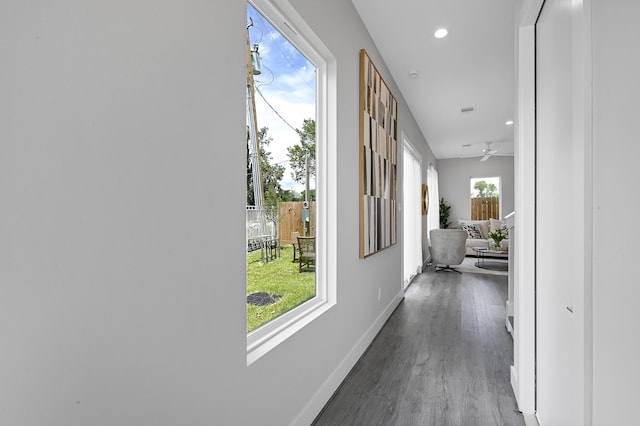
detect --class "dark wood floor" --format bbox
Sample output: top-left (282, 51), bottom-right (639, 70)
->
top-left (313, 267), bottom-right (524, 426)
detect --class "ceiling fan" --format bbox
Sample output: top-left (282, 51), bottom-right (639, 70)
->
top-left (480, 142), bottom-right (498, 162)
top-left (458, 140), bottom-right (513, 161)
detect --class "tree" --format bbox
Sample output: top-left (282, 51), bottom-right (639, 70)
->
top-left (247, 126), bottom-right (285, 206)
top-left (473, 180), bottom-right (498, 198)
top-left (287, 118), bottom-right (315, 186)
top-left (279, 188), bottom-right (303, 202)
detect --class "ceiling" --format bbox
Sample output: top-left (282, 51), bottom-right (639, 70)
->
top-left (352, 0), bottom-right (516, 160)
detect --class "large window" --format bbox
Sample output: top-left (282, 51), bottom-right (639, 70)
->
top-left (470, 177), bottom-right (501, 220)
top-left (245, 0), bottom-right (336, 364)
top-left (402, 137), bottom-right (422, 289)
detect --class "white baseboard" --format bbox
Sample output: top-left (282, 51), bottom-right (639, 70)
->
top-left (512, 364), bottom-right (536, 418)
top-left (512, 361), bottom-right (540, 425)
top-left (511, 365), bottom-right (519, 405)
top-left (290, 289), bottom-right (405, 426)
top-left (422, 256), bottom-right (431, 271)
top-left (506, 301), bottom-right (513, 335)
top-left (523, 413), bottom-right (540, 426)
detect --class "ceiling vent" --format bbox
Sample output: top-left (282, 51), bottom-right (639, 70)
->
top-left (461, 106), bottom-right (475, 113)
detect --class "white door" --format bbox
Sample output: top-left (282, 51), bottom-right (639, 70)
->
top-left (536, 0), bottom-right (586, 424)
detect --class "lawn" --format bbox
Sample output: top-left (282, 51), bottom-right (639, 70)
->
top-left (246, 246), bottom-right (316, 333)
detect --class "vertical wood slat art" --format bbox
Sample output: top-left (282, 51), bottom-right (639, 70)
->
top-left (359, 49), bottom-right (398, 258)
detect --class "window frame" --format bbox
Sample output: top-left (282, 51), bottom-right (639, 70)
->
top-left (246, 0), bottom-right (337, 365)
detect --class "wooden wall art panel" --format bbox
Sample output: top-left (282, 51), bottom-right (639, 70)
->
top-left (359, 49), bottom-right (398, 258)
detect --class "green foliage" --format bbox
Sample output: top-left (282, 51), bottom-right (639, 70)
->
top-left (246, 247), bottom-right (316, 332)
top-left (287, 118), bottom-right (316, 187)
top-left (247, 121), bottom-right (316, 206)
top-left (279, 189), bottom-right (304, 202)
top-left (247, 126), bottom-right (285, 206)
top-left (472, 180), bottom-right (498, 198)
top-left (439, 197), bottom-right (452, 229)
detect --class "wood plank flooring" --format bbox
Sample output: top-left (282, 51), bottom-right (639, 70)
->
top-left (313, 267), bottom-right (524, 426)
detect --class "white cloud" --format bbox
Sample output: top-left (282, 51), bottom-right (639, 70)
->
top-left (254, 85), bottom-right (314, 193)
top-left (247, 5), bottom-right (316, 194)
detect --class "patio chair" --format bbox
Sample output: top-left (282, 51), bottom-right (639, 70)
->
top-left (291, 231), bottom-right (300, 262)
top-left (297, 236), bottom-right (315, 272)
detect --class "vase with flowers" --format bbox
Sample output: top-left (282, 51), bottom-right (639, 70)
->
top-left (488, 228), bottom-right (508, 251)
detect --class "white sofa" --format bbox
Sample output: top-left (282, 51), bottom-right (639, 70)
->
top-left (457, 218), bottom-right (509, 256)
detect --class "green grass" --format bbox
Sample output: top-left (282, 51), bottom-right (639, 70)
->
top-left (246, 246), bottom-right (316, 333)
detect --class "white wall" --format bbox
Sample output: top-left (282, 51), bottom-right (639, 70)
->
top-left (0, 0), bottom-right (434, 425)
top-left (535, 0), bottom-right (586, 423)
top-left (515, 1), bottom-right (640, 424)
top-left (437, 156), bottom-right (514, 224)
top-left (591, 1), bottom-right (640, 424)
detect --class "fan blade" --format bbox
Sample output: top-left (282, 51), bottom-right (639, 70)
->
top-left (480, 154), bottom-right (491, 162)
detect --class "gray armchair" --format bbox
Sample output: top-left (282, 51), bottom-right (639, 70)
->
top-left (429, 229), bottom-right (468, 273)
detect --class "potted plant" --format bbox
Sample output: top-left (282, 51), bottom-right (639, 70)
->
top-left (439, 197), bottom-right (452, 229)
top-left (488, 228), bottom-right (508, 251)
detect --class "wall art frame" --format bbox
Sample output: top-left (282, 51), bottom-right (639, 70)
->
top-left (422, 184), bottom-right (429, 215)
top-left (359, 49), bottom-right (398, 258)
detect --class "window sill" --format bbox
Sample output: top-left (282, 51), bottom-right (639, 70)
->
top-left (247, 297), bottom-right (335, 365)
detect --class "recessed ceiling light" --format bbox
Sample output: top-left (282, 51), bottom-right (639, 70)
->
top-left (505, 120), bottom-right (514, 126)
top-left (434, 28), bottom-right (448, 39)
top-left (408, 69), bottom-right (420, 79)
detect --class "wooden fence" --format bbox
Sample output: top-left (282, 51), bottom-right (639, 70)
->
top-left (278, 201), bottom-right (316, 245)
top-left (471, 197), bottom-right (499, 220)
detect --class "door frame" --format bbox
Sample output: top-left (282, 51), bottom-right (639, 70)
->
top-left (515, 0), bottom-right (593, 422)
top-left (512, 0), bottom-right (543, 415)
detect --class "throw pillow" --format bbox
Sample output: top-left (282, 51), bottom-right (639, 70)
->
top-left (462, 223), bottom-right (483, 239)
top-left (458, 219), bottom-right (490, 239)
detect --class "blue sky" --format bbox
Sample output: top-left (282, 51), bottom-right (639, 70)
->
top-left (247, 4), bottom-right (316, 193)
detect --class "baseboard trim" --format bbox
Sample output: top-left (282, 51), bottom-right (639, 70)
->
top-left (511, 365), bottom-right (520, 405)
top-left (512, 364), bottom-right (536, 418)
top-left (290, 288), bottom-right (405, 426)
top-left (523, 413), bottom-right (540, 426)
top-left (506, 301), bottom-right (514, 335)
top-left (422, 257), bottom-right (431, 272)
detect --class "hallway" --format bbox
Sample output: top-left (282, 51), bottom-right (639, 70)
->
top-left (313, 267), bottom-right (524, 426)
